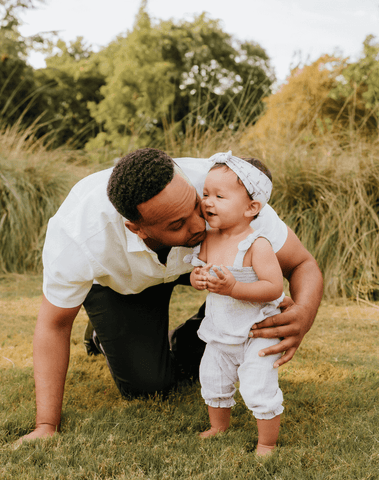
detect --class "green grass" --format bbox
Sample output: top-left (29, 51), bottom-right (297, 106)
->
top-left (1, 276), bottom-right (378, 479)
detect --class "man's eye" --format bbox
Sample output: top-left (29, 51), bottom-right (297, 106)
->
top-left (171, 222), bottom-right (184, 231)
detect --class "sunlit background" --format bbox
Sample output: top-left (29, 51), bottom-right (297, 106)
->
top-left (20, 0), bottom-right (379, 84)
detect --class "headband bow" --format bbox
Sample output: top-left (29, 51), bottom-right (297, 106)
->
top-left (209, 151), bottom-right (272, 207)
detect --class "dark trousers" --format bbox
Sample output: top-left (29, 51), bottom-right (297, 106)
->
top-left (83, 274), bottom-right (205, 397)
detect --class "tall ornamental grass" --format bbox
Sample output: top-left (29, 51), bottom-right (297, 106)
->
top-left (0, 124), bottom-right (90, 273)
top-left (240, 130), bottom-right (379, 300)
top-left (271, 156), bottom-right (379, 299)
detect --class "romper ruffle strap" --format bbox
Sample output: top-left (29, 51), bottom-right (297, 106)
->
top-left (183, 244), bottom-right (205, 267)
top-left (233, 230), bottom-right (271, 269)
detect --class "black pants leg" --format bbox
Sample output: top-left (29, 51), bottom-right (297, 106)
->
top-left (83, 275), bottom-right (205, 397)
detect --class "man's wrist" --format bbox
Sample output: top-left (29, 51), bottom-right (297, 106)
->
top-left (293, 301), bottom-right (317, 332)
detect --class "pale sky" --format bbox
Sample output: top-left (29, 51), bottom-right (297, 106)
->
top-left (20, 0), bottom-right (379, 83)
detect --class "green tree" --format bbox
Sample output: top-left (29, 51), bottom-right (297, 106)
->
top-left (87, 2), bottom-right (274, 151)
top-left (330, 35), bottom-right (379, 136)
top-left (0, 0), bottom-right (103, 147)
top-left (0, 0), bottom-right (46, 57)
top-left (240, 55), bottom-right (343, 147)
top-left (242, 36), bottom-right (379, 151)
top-left (35, 37), bottom-right (105, 147)
top-left (86, 3), bottom-right (177, 151)
top-left (159, 14), bottom-right (273, 129)
top-left (0, 0), bottom-right (52, 131)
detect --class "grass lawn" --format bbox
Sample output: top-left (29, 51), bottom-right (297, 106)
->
top-left (0, 274), bottom-right (378, 479)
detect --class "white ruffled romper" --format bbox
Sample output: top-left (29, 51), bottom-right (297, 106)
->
top-left (185, 231), bottom-right (285, 420)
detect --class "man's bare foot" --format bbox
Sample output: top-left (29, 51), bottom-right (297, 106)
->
top-left (14, 424), bottom-right (58, 448)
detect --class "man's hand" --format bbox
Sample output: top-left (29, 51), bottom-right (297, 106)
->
top-left (15, 423), bottom-right (58, 447)
top-left (18, 296), bottom-right (81, 448)
top-left (206, 266), bottom-right (236, 296)
top-left (251, 226), bottom-right (324, 368)
top-left (248, 296), bottom-right (309, 368)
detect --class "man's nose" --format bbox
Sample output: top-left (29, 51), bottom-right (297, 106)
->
top-left (190, 211), bottom-right (206, 234)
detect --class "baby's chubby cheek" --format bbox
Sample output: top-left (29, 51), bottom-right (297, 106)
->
top-left (200, 200), bottom-right (207, 215)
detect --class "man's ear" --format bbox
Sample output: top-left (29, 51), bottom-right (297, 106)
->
top-left (244, 200), bottom-right (262, 219)
top-left (124, 220), bottom-right (148, 239)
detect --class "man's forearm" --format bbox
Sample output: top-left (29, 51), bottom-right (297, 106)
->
top-left (32, 297), bottom-right (80, 431)
top-left (248, 228), bottom-right (323, 366)
top-left (287, 256), bottom-right (323, 332)
top-left (33, 319), bottom-right (72, 429)
top-left (277, 228), bottom-right (323, 331)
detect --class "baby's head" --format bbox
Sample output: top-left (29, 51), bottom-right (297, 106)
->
top-left (204, 153), bottom-right (272, 223)
top-left (239, 157), bottom-right (272, 185)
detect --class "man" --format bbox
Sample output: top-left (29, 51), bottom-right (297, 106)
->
top-left (20, 148), bottom-right (323, 442)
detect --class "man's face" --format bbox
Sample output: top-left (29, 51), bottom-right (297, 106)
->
top-left (128, 174), bottom-right (207, 248)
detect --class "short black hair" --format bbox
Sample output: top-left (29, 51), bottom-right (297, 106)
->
top-left (107, 148), bottom-right (175, 222)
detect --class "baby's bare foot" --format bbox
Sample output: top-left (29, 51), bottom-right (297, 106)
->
top-left (256, 443), bottom-right (276, 456)
top-left (199, 427), bottom-right (227, 438)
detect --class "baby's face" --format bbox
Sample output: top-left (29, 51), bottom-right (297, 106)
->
top-left (202, 167), bottom-right (253, 230)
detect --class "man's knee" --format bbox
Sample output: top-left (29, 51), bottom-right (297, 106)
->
top-left (116, 371), bottom-right (175, 398)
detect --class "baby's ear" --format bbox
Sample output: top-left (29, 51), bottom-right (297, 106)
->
top-left (244, 200), bottom-right (262, 219)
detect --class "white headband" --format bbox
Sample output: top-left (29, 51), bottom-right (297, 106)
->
top-left (208, 151), bottom-right (272, 207)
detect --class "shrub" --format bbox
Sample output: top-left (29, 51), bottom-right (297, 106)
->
top-left (0, 124), bottom-right (89, 273)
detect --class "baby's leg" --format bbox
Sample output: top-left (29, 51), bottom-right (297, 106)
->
top-left (200, 406), bottom-right (231, 438)
top-left (256, 415), bottom-right (280, 456)
top-left (238, 337), bottom-right (283, 455)
top-left (199, 343), bottom-right (238, 437)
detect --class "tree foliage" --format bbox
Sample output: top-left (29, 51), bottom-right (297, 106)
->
top-left (2, 0), bottom-right (273, 150)
top-left (34, 38), bottom-right (106, 147)
top-left (0, 53), bottom-right (49, 128)
top-left (6, 1), bottom-right (379, 152)
top-left (329, 35), bottom-right (379, 135)
top-left (0, 0), bottom-right (46, 57)
top-left (0, 1), bottom-right (52, 131)
top-left (241, 55), bottom-right (343, 147)
top-left (158, 13), bottom-right (273, 128)
top-left (242, 36), bottom-right (379, 150)
top-left (87, 3), bottom-right (274, 151)
top-left (86, 4), bottom-right (177, 151)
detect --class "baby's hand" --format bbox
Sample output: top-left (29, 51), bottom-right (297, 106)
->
top-left (206, 266), bottom-right (236, 296)
top-left (190, 264), bottom-right (212, 290)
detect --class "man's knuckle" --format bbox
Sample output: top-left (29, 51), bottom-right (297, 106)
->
top-left (272, 327), bottom-right (281, 337)
top-left (268, 315), bottom-right (278, 326)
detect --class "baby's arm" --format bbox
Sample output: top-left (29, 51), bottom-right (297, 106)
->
top-left (189, 240), bottom-right (212, 291)
top-left (206, 238), bottom-right (283, 302)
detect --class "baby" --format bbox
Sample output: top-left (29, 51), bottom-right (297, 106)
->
top-left (186, 151), bottom-right (285, 456)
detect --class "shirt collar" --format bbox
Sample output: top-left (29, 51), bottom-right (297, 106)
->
top-left (124, 227), bottom-right (149, 253)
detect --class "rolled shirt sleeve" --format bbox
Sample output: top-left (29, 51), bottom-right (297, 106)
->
top-left (42, 218), bottom-right (96, 308)
top-left (251, 204), bottom-right (288, 253)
